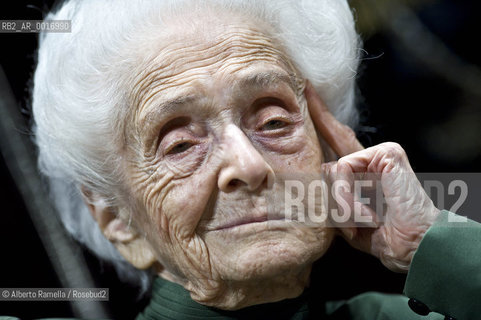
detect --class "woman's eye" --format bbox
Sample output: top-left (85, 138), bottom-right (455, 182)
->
top-left (166, 141), bottom-right (193, 155)
top-left (261, 119), bottom-right (288, 131)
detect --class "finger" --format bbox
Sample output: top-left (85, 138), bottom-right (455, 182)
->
top-left (337, 142), bottom-right (406, 174)
top-left (329, 161), bottom-right (379, 241)
top-left (330, 161), bottom-right (356, 231)
top-left (305, 81), bottom-right (364, 157)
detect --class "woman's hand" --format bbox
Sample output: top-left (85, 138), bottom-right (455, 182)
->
top-left (305, 82), bottom-right (440, 272)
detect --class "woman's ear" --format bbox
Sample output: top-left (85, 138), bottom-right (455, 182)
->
top-left (81, 186), bottom-right (157, 270)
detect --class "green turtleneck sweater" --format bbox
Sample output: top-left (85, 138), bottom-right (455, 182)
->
top-left (136, 210), bottom-right (481, 320)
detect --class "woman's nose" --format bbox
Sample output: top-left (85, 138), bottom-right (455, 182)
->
top-left (217, 124), bottom-right (274, 192)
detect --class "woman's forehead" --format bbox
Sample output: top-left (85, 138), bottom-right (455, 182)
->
top-left (129, 20), bottom-right (298, 120)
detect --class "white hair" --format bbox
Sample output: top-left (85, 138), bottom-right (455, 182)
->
top-left (32, 0), bottom-right (361, 294)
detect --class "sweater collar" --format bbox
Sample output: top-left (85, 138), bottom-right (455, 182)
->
top-left (136, 277), bottom-right (325, 320)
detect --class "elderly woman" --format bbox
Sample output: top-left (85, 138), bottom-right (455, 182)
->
top-left (31, 0), bottom-right (481, 319)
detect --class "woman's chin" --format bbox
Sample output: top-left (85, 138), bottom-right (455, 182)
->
top-left (209, 234), bottom-right (330, 282)
top-left (189, 259), bottom-right (311, 311)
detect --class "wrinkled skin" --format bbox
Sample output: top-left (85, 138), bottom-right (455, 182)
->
top-left (90, 9), bottom-right (440, 312)
top-left (305, 83), bottom-right (440, 272)
top-left (121, 13), bottom-right (333, 309)
top-left (324, 142), bottom-right (440, 272)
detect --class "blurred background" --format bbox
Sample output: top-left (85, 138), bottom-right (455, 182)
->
top-left (0, 0), bottom-right (480, 318)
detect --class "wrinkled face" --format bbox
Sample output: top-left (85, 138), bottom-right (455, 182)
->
top-left (123, 12), bottom-right (334, 309)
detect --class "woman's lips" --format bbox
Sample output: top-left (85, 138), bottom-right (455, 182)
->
top-left (211, 214), bottom-right (285, 231)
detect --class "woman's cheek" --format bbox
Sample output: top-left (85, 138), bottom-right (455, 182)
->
top-left (143, 137), bottom-right (218, 241)
top-left (159, 164), bottom-right (219, 240)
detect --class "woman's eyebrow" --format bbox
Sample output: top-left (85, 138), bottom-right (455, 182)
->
top-left (239, 70), bottom-right (298, 93)
top-left (137, 71), bottom-right (297, 130)
top-left (138, 94), bottom-right (198, 131)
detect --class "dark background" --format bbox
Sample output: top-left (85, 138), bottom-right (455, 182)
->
top-left (1, 0), bottom-right (480, 318)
